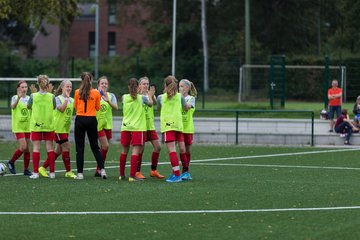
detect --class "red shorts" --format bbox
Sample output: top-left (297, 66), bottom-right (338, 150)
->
top-left (183, 133), bottom-right (193, 145)
top-left (121, 131), bottom-right (146, 146)
top-left (145, 130), bottom-right (159, 142)
top-left (31, 131), bottom-right (55, 141)
top-left (15, 132), bottom-right (31, 140)
top-left (54, 133), bottom-right (69, 143)
top-left (98, 129), bottom-right (113, 140)
top-left (163, 131), bottom-right (184, 143)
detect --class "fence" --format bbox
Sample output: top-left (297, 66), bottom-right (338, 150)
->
top-left (196, 109), bottom-right (315, 146)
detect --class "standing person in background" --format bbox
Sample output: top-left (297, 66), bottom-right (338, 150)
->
top-left (136, 77), bottom-right (164, 179)
top-left (352, 96), bottom-right (360, 128)
top-left (7, 80), bottom-right (32, 176)
top-left (27, 75), bottom-right (56, 179)
top-left (179, 79), bottom-right (197, 180)
top-left (38, 80), bottom-right (76, 178)
top-left (74, 72), bottom-right (107, 180)
top-left (157, 75), bottom-right (189, 183)
top-left (328, 79), bottom-right (342, 132)
top-left (94, 76), bottom-right (118, 177)
top-left (119, 78), bottom-right (153, 182)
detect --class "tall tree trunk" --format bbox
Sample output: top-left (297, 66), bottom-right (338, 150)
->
top-left (201, 0), bottom-right (209, 92)
top-left (58, 0), bottom-right (76, 77)
top-left (59, 23), bottom-right (70, 77)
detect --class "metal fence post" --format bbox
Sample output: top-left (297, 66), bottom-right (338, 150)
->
top-left (235, 111), bottom-right (239, 144)
top-left (311, 111), bottom-right (314, 146)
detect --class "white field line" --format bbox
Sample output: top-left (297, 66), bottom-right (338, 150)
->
top-left (1, 206), bottom-right (360, 215)
top-left (3, 148), bottom-right (360, 177)
top-left (191, 163), bottom-right (360, 171)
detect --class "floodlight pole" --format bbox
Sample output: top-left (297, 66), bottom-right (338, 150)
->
top-left (171, 0), bottom-right (177, 76)
top-left (95, 0), bottom-right (99, 79)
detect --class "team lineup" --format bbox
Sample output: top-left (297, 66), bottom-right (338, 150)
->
top-left (6, 73), bottom-right (197, 183)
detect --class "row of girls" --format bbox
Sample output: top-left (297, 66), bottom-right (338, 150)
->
top-left (8, 73), bottom-right (107, 179)
top-left (8, 73), bottom-right (196, 182)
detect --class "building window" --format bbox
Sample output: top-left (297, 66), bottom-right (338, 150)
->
top-left (89, 31), bottom-right (95, 58)
top-left (108, 32), bottom-right (116, 57)
top-left (108, 0), bottom-right (116, 25)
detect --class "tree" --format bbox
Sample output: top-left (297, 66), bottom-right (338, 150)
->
top-left (0, 0), bottom-right (79, 77)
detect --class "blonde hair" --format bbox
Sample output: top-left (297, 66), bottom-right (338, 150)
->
top-left (55, 80), bottom-right (72, 96)
top-left (79, 72), bottom-right (93, 100)
top-left (180, 79), bottom-right (197, 97)
top-left (128, 78), bottom-right (139, 100)
top-left (37, 74), bottom-right (49, 91)
top-left (163, 75), bottom-right (178, 99)
top-left (139, 76), bottom-right (149, 85)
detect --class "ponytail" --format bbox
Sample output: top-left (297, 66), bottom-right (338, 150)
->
top-left (79, 72), bottom-right (93, 100)
top-left (180, 79), bottom-right (197, 98)
top-left (37, 74), bottom-right (49, 91)
top-left (163, 75), bottom-right (178, 99)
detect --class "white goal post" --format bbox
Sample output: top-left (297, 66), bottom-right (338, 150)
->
top-left (238, 64), bottom-right (346, 102)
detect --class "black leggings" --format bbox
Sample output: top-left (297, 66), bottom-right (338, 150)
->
top-left (75, 116), bottom-right (104, 173)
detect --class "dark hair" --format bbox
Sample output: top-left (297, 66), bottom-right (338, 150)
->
top-left (17, 80), bottom-right (27, 88)
top-left (128, 78), bottom-right (139, 100)
top-left (79, 72), bottom-right (93, 100)
top-left (97, 76), bottom-right (108, 86)
top-left (342, 109), bottom-right (348, 115)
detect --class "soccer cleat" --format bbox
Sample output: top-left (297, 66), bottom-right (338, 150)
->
top-left (100, 169), bottom-right (107, 179)
top-left (135, 171), bottom-right (146, 179)
top-left (29, 173), bottom-right (39, 179)
top-left (128, 176), bottom-right (144, 182)
top-left (344, 140), bottom-right (352, 145)
top-left (181, 172), bottom-right (192, 180)
top-left (65, 171), bottom-right (76, 179)
top-left (150, 170), bottom-right (165, 179)
top-left (94, 170), bottom-right (101, 177)
top-left (23, 169), bottom-right (32, 176)
top-left (75, 173), bottom-right (84, 180)
top-left (49, 172), bottom-right (55, 179)
top-left (119, 175), bottom-right (126, 181)
top-left (38, 167), bottom-right (49, 178)
top-left (165, 174), bottom-right (182, 183)
top-left (7, 160), bottom-right (16, 174)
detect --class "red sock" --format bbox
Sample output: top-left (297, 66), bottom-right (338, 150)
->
top-left (62, 151), bottom-right (71, 172)
top-left (44, 152), bottom-right (60, 169)
top-left (130, 155), bottom-right (139, 178)
top-left (186, 153), bottom-right (191, 165)
top-left (54, 152), bottom-right (60, 161)
top-left (151, 151), bottom-right (160, 170)
top-left (101, 149), bottom-right (108, 163)
top-left (10, 149), bottom-right (23, 162)
top-left (96, 149), bottom-right (108, 172)
top-left (169, 152), bottom-right (180, 176)
top-left (24, 151), bottom-right (30, 170)
top-left (137, 153), bottom-right (143, 172)
top-left (48, 151), bottom-right (56, 173)
top-left (32, 152), bottom-right (40, 173)
top-left (42, 158), bottom-right (49, 168)
top-left (180, 153), bottom-right (189, 172)
top-left (119, 153), bottom-right (127, 176)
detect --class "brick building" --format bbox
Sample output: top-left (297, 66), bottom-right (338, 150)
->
top-left (33, 1), bottom-right (149, 59)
